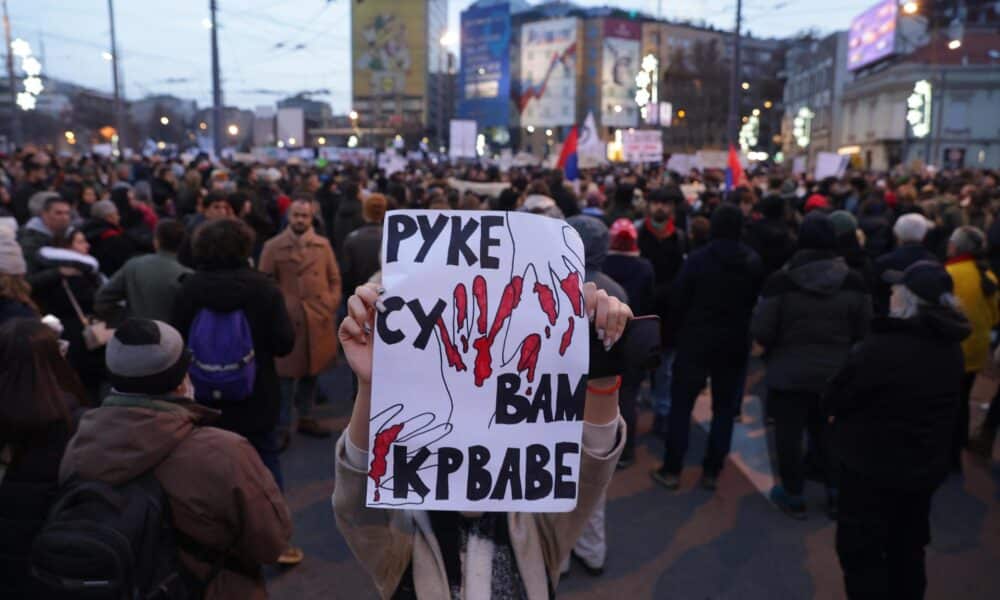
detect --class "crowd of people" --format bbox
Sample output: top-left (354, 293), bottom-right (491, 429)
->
top-left (0, 144), bottom-right (998, 598)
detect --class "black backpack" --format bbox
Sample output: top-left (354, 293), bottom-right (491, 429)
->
top-left (28, 472), bottom-right (218, 599)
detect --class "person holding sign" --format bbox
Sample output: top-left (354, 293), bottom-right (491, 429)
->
top-left (332, 210), bottom-right (632, 599)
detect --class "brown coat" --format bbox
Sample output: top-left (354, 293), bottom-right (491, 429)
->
top-left (332, 417), bottom-right (625, 599)
top-left (259, 227), bottom-right (342, 378)
top-left (59, 395), bottom-right (292, 600)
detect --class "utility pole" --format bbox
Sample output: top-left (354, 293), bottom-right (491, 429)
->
top-left (2, 0), bottom-right (21, 147)
top-left (726, 0), bottom-right (743, 149)
top-left (210, 0), bottom-right (223, 157)
top-left (107, 0), bottom-right (125, 155)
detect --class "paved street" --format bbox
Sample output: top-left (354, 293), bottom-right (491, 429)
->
top-left (266, 361), bottom-right (1000, 599)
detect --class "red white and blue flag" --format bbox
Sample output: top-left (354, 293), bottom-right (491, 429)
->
top-left (725, 144), bottom-right (747, 191)
top-left (557, 126), bottom-right (580, 181)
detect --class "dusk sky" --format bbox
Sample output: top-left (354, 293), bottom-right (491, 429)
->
top-left (15, 0), bottom-right (877, 113)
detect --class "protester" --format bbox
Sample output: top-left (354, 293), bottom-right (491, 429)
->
top-left (653, 204), bottom-right (764, 491)
top-left (81, 198), bottom-right (141, 277)
top-left (178, 192), bottom-right (236, 268)
top-left (333, 180), bottom-right (364, 253)
top-left (945, 226), bottom-right (999, 470)
top-left (743, 193), bottom-right (796, 281)
top-left (0, 224), bottom-right (36, 325)
top-left (751, 212), bottom-right (872, 518)
top-left (872, 213), bottom-right (937, 316)
top-left (340, 193), bottom-right (386, 294)
top-left (259, 198), bottom-right (342, 442)
top-left (18, 193), bottom-right (73, 277)
top-left (11, 153), bottom-right (48, 225)
top-left (57, 319), bottom-right (293, 598)
top-left (0, 318), bottom-right (87, 597)
top-left (333, 282), bottom-right (630, 598)
top-left (95, 218), bottom-right (192, 323)
top-left (829, 261), bottom-right (969, 599)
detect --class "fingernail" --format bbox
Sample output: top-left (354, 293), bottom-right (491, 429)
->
top-left (597, 328), bottom-right (605, 340)
top-left (375, 300), bottom-right (386, 313)
top-left (363, 323), bottom-right (372, 336)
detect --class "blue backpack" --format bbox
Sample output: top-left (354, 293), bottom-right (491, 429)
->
top-left (188, 308), bottom-right (257, 404)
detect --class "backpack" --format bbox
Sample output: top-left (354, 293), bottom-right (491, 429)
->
top-left (188, 308), bottom-right (257, 405)
top-left (29, 472), bottom-right (202, 599)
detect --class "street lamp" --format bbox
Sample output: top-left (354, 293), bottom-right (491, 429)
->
top-left (741, 81), bottom-right (750, 90)
top-left (317, 136), bottom-right (327, 145)
top-left (227, 124), bottom-right (239, 136)
top-left (288, 137), bottom-right (297, 146)
top-left (902, 1), bottom-right (919, 16)
top-left (199, 121), bottom-right (207, 130)
top-left (526, 125), bottom-right (535, 133)
top-left (101, 51), bottom-right (113, 61)
top-left (160, 116), bottom-right (169, 125)
top-left (349, 110), bottom-right (358, 121)
top-left (545, 129), bottom-right (553, 137)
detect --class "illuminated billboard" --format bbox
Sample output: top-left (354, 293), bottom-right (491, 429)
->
top-left (518, 17), bottom-right (579, 127)
top-left (352, 1), bottom-right (428, 100)
top-left (847, 0), bottom-right (898, 71)
top-left (458, 2), bottom-right (512, 128)
top-left (601, 19), bottom-right (640, 128)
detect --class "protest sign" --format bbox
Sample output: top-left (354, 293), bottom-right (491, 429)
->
top-left (814, 152), bottom-right (848, 180)
top-left (369, 210), bottom-right (590, 512)
top-left (450, 119), bottom-right (478, 159)
top-left (622, 130), bottom-right (662, 163)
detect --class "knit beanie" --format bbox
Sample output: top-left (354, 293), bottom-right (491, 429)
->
top-left (797, 212), bottom-right (837, 251)
top-left (608, 218), bottom-right (639, 252)
top-left (107, 319), bottom-right (191, 396)
top-left (709, 203), bottom-right (744, 241)
top-left (828, 210), bottom-right (858, 238)
top-left (0, 224), bottom-right (26, 275)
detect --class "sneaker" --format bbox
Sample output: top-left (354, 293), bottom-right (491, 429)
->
top-left (651, 468), bottom-right (680, 491)
top-left (571, 551), bottom-right (604, 577)
top-left (701, 473), bottom-right (718, 491)
top-left (616, 450), bottom-right (635, 470)
top-left (769, 485), bottom-right (807, 520)
top-left (297, 417), bottom-right (332, 438)
top-left (277, 546), bottom-right (305, 566)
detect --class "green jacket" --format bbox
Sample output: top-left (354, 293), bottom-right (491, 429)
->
top-left (95, 251), bottom-right (192, 323)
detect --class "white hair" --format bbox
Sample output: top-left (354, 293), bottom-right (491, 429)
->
top-left (893, 213), bottom-right (930, 244)
top-left (890, 284), bottom-right (962, 320)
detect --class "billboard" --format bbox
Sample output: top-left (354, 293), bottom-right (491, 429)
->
top-left (352, 1), bottom-right (427, 98)
top-left (601, 19), bottom-right (640, 128)
top-left (847, 0), bottom-right (898, 71)
top-left (458, 2), bottom-right (512, 128)
top-left (518, 18), bottom-right (579, 127)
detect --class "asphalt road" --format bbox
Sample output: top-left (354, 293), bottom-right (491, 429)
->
top-left (265, 360), bottom-right (1000, 599)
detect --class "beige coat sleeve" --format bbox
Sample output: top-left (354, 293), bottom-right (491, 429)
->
top-left (331, 434), bottom-right (414, 600)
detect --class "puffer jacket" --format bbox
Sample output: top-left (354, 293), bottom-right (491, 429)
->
top-left (59, 394), bottom-right (292, 600)
top-left (751, 249), bottom-right (872, 392)
top-left (945, 256), bottom-right (999, 373)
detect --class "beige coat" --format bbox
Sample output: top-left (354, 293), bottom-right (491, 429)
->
top-left (332, 418), bottom-right (625, 599)
top-left (59, 395), bottom-right (292, 600)
top-left (259, 227), bottom-right (342, 378)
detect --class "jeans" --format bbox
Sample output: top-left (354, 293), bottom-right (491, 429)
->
top-left (244, 429), bottom-right (284, 491)
top-left (661, 352), bottom-right (746, 476)
top-left (769, 389), bottom-right (837, 495)
top-left (836, 469), bottom-right (934, 600)
top-left (651, 349), bottom-right (676, 418)
top-left (279, 375), bottom-right (318, 433)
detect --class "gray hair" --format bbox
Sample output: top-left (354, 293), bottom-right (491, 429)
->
top-left (893, 213), bottom-right (930, 244)
top-left (890, 283), bottom-right (961, 320)
top-left (949, 226), bottom-right (986, 256)
top-left (91, 199), bottom-right (119, 220)
top-left (133, 180), bottom-right (152, 203)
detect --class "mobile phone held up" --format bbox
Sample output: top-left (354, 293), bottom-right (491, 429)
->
top-left (588, 315), bottom-right (662, 379)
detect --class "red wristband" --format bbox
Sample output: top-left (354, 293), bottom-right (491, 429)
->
top-left (587, 376), bottom-right (622, 395)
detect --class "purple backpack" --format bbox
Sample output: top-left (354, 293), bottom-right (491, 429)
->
top-left (188, 308), bottom-right (256, 404)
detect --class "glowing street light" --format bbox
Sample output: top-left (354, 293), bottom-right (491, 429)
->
top-left (677, 109), bottom-right (686, 119)
top-left (10, 38), bottom-right (31, 58)
top-left (199, 121), bottom-right (207, 130)
top-left (201, 18), bottom-right (213, 29)
top-left (160, 116), bottom-right (170, 125)
top-left (526, 125), bottom-right (535, 133)
top-left (902, 1), bottom-right (919, 15)
top-left (348, 110), bottom-right (358, 121)
top-left (21, 56), bottom-right (41, 77)
top-left (764, 100), bottom-right (773, 109)
top-left (741, 81), bottom-right (750, 90)
top-left (545, 129), bottom-right (553, 137)
top-left (947, 38), bottom-right (962, 50)
top-left (227, 124), bottom-right (239, 136)
top-left (23, 76), bottom-right (43, 96)
top-left (15, 92), bottom-right (36, 111)
top-left (317, 136), bottom-right (327, 145)
top-left (347, 135), bottom-right (358, 148)
top-left (277, 140), bottom-right (285, 148)
top-left (752, 108), bottom-right (760, 116)
top-left (101, 51), bottom-right (113, 61)
top-left (439, 30), bottom-right (458, 47)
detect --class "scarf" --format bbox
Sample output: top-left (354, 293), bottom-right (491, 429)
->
top-left (644, 216), bottom-right (676, 241)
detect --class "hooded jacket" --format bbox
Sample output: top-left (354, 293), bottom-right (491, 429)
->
top-left (171, 266), bottom-right (295, 434)
top-left (827, 307), bottom-right (970, 489)
top-left (872, 244), bottom-right (938, 316)
top-left (58, 395), bottom-right (291, 600)
top-left (751, 250), bottom-right (872, 392)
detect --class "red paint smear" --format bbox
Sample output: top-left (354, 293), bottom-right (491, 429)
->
top-left (454, 283), bottom-right (467, 330)
top-left (488, 276), bottom-right (524, 340)
top-left (436, 318), bottom-right (467, 372)
top-left (473, 275), bottom-right (488, 335)
top-left (533, 282), bottom-right (558, 325)
top-left (472, 336), bottom-right (493, 387)
top-left (472, 276), bottom-right (525, 387)
top-left (368, 423), bottom-right (404, 502)
top-left (559, 316), bottom-right (575, 356)
top-left (517, 334), bottom-right (542, 383)
top-left (559, 271), bottom-right (584, 317)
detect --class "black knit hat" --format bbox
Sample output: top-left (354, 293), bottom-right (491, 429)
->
top-left (106, 319), bottom-right (191, 396)
top-left (797, 212), bottom-right (837, 251)
top-left (710, 203), bottom-right (744, 241)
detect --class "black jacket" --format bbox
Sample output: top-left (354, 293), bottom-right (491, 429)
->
top-left (827, 308), bottom-right (969, 489)
top-left (81, 218), bottom-right (142, 277)
top-left (672, 239), bottom-right (764, 363)
top-left (0, 421), bottom-right (72, 596)
top-left (171, 267), bottom-right (295, 435)
top-left (637, 219), bottom-right (686, 345)
top-left (603, 253), bottom-right (655, 314)
top-left (340, 223), bottom-right (382, 294)
top-left (333, 196), bottom-right (365, 255)
top-left (872, 244), bottom-right (938, 316)
top-left (751, 250), bottom-right (872, 393)
top-left (743, 216), bottom-right (796, 281)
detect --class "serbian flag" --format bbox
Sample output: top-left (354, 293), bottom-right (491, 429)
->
top-left (725, 144), bottom-right (747, 191)
top-left (557, 126), bottom-right (580, 181)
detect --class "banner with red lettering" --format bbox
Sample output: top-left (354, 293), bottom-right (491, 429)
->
top-left (368, 210), bottom-right (589, 512)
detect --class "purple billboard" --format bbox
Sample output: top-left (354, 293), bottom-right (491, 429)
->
top-left (847, 0), bottom-right (899, 71)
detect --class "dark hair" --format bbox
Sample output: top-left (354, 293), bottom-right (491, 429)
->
top-left (0, 318), bottom-right (82, 442)
top-left (155, 219), bottom-right (186, 253)
top-left (648, 186), bottom-right (683, 205)
top-left (42, 194), bottom-right (70, 213)
top-left (192, 218), bottom-right (255, 269)
top-left (526, 180), bottom-right (551, 197)
top-left (53, 229), bottom-right (87, 250)
top-left (226, 191), bottom-right (249, 216)
top-left (204, 191), bottom-right (228, 209)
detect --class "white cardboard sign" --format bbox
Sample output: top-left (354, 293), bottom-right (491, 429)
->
top-left (368, 210), bottom-right (590, 512)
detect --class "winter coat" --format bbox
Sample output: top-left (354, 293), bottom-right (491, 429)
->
top-left (751, 250), bottom-right (872, 393)
top-left (171, 266), bottom-right (295, 435)
top-left (637, 218), bottom-right (687, 344)
top-left (859, 214), bottom-right (893, 259)
top-left (872, 244), bottom-right (938, 316)
top-left (743, 217), bottom-right (796, 281)
top-left (340, 223), bottom-right (382, 295)
top-left (603, 253), bottom-right (655, 314)
top-left (258, 228), bottom-right (342, 378)
top-left (827, 307), bottom-right (970, 490)
top-left (59, 395), bottom-right (291, 600)
top-left (0, 421), bottom-right (72, 597)
top-left (95, 251), bottom-right (192, 323)
top-left (0, 297), bottom-right (36, 326)
top-left (672, 239), bottom-right (764, 363)
top-left (81, 218), bottom-right (142, 277)
top-left (333, 195), bottom-right (365, 254)
top-left (332, 418), bottom-right (625, 600)
top-left (17, 217), bottom-right (58, 276)
top-left (946, 256), bottom-right (999, 373)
